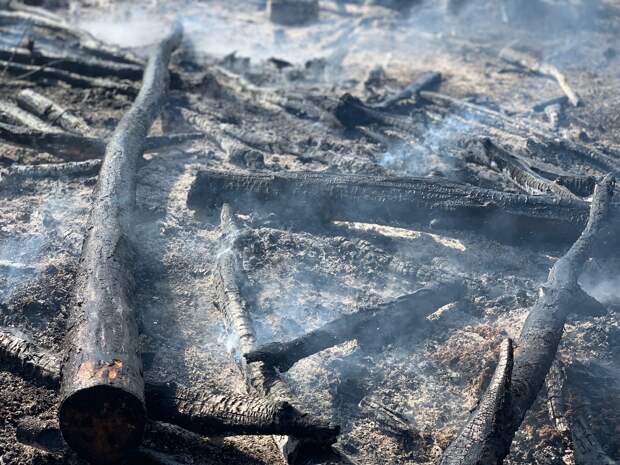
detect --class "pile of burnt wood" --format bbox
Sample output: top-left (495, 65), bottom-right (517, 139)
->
top-left (0, 2), bottom-right (618, 465)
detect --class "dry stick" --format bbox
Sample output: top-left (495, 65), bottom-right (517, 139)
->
top-left (59, 23), bottom-right (182, 465)
top-left (500, 47), bottom-right (580, 107)
top-left (462, 137), bottom-right (585, 200)
top-left (187, 169), bottom-right (599, 247)
top-left (545, 360), bottom-right (617, 465)
top-left (0, 328), bottom-right (332, 438)
top-left (0, 122), bottom-right (205, 160)
top-left (0, 46), bottom-right (144, 81)
top-left (439, 174), bottom-right (615, 465)
top-left (213, 205), bottom-right (339, 462)
top-left (0, 59), bottom-right (137, 94)
top-left (373, 71), bottom-right (442, 109)
top-left (244, 280), bottom-right (466, 372)
top-left (418, 91), bottom-right (617, 174)
top-left (439, 338), bottom-right (514, 465)
top-left (16, 89), bottom-right (93, 136)
top-left (0, 99), bottom-right (61, 133)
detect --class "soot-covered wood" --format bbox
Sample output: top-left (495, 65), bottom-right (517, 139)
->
top-left (58, 23), bottom-right (183, 465)
top-left (244, 280), bottom-right (466, 372)
top-left (187, 169), bottom-right (604, 246)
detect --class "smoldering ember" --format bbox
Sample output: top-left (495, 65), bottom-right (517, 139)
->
top-left (0, 0), bottom-right (619, 464)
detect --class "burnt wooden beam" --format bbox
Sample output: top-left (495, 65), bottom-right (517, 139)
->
top-left (439, 338), bottom-right (514, 465)
top-left (16, 89), bottom-right (93, 136)
top-left (244, 280), bottom-right (466, 372)
top-left (0, 328), bottom-right (332, 438)
top-left (187, 169), bottom-right (607, 246)
top-left (59, 23), bottom-right (183, 465)
top-left (439, 174), bottom-right (615, 465)
top-left (500, 47), bottom-right (580, 107)
top-left (462, 137), bottom-right (584, 200)
top-left (0, 122), bottom-right (204, 160)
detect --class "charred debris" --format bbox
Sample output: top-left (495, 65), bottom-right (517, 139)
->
top-left (0, 1), bottom-right (619, 465)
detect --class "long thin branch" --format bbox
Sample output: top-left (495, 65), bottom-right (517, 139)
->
top-left (439, 174), bottom-right (615, 465)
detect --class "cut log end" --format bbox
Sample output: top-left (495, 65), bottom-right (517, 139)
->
top-left (59, 385), bottom-right (146, 465)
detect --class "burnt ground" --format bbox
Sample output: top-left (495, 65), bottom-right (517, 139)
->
top-left (1, 1), bottom-right (620, 464)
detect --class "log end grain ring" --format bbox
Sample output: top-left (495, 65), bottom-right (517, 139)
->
top-left (59, 384), bottom-right (146, 465)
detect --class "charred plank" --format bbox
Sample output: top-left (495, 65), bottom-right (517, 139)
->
top-left (59, 23), bottom-right (183, 465)
top-left (187, 169), bottom-right (600, 246)
top-left (244, 281), bottom-right (466, 372)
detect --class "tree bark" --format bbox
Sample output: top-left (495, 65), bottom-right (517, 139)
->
top-left (59, 23), bottom-right (183, 465)
top-left (438, 174), bottom-right (615, 465)
top-left (187, 169), bottom-right (604, 246)
top-left (244, 280), bottom-right (466, 372)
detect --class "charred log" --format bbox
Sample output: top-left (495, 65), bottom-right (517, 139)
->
top-left (16, 89), bottom-right (93, 135)
top-left (244, 280), bottom-right (466, 372)
top-left (145, 381), bottom-right (337, 439)
top-left (499, 47), bottom-right (580, 107)
top-left (59, 23), bottom-right (183, 465)
top-left (439, 338), bottom-right (514, 465)
top-left (419, 91), bottom-right (617, 173)
top-left (0, 59), bottom-right (137, 94)
top-left (0, 99), bottom-right (61, 133)
top-left (187, 169), bottom-right (604, 246)
top-left (440, 174), bottom-right (615, 465)
top-left (0, 159), bottom-right (101, 186)
top-left (0, 45), bottom-right (144, 82)
top-left (0, 122), bottom-right (204, 160)
top-left (546, 359), bottom-right (617, 465)
top-left (463, 137), bottom-right (582, 200)
top-left (213, 204), bottom-right (339, 461)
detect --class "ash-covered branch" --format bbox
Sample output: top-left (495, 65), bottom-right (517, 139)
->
top-left (439, 174), bottom-right (615, 465)
top-left (374, 71), bottom-right (442, 109)
top-left (244, 280), bottom-right (466, 372)
top-left (188, 169), bottom-right (601, 246)
top-left (59, 23), bottom-right (183, 465)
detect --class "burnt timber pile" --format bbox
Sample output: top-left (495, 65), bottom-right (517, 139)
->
top-left (0, 1), bottom-right (619, 465)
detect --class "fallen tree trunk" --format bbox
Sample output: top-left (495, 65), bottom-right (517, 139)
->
top-left (0, 327), bottom-right (332, 438)
top-left (59, 23), bottom-right (182, 465)
top-left (439, 338), bottom-right (514, 465)
top-left (439, 174), bottom-right (615, 465)
top-left (499, 47), bottom-right (580, 107)
top-left (244, 280), bottom-right (466, 372)
top-left (187, 169), bottom-right (605, 246)
top-left (16, 89), bottom-right (94, 136)
top-left (0, 122), bottom-right (204, 160)
top-left (213, 204), bottom-right (339, 461)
